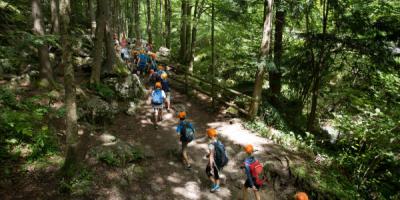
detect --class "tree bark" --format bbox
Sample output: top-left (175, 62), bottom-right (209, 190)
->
top-left (133, 0), bottom-right (141, 47)
top-left (185, 2), bottom-right (192, 64)
top-left (59, 0), bottom-right (82, 179)
top-left (164, 0), bottom-right (171, 48)
top-left (270, 0), bottom-right (285, 99)
top-left (90, 0), bottom-right (106, 85)
top-left (32, 0), bottom-right (55, 88)
top-left (179, 0), bottom-right (188, 63)
top-left (188, 0), bottom-right (205, 72)
top-left (249, 0), bottom-right (274, 119)
top-left (146, 0), bottom-right (153, 44)
top-left (51, 0), bottom-right (60, 33)
top-left (89, 0), bottom-right (96, 37)
top-left (104, 0), bottom-right (115, 73)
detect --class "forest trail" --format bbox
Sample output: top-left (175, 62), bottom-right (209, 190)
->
top-left (100, 86), bottom-right (281, 200)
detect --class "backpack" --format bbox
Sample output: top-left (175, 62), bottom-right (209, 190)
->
top-left (213, 141), bottom-right (229, 169)
top-left (152, 90), bottom-right (164, 105)
top-left (247, 159), bottom-right (266, 186)
top-left (180, 121), bottom-right (195, 142)
top-left (162, 80), bottom-right (170, 92)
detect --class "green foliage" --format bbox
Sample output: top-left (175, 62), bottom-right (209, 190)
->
top-left (93, 83), bottom-right (115, 101)
top-left (59, 168), bottom-right (94, 196)
top-left (0, 87), bottom-right (59, 161)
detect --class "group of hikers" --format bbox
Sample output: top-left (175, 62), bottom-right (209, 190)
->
top-left (149, 81), bottom-right (309, 200)
top-left (114, 33), bottom-right (309, 200)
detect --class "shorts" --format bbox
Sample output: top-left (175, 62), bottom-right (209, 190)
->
top-left (206, 164), bottom-right (219, 180)
top-left (152, 103), bottom-right (164, 111)
top-left (244, 178), bottom-right (261, 190)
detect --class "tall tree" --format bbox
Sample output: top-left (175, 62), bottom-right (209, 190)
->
top-left (59, 0), bottom-right (81, 178)
top-left (32, 0), bottom-right (55, 88)
top-left (90, 0), bottom-right (107, 85)
top-left (270, 0), bottom-right (285, 100)
top-left (188, 0), bottom-right (205, 72)
top-left (164, 0), bottom-right (171, 48)
top-left (133, 0), bottom-right (141, 47)
top-left (89, 0), bottom-right (96, 37)
top-left (307, 0), bottom-right (330, 131)
top-left (249, 0), bottom-right (274, 119)
top-left (179, 0), bottom-right (188, 63)
top-left (50, 0), bottom-right (60, 33)
top-left (104, 0), bottom-right (115, 73)
top-left (146, 0), bottom-right (153, 44)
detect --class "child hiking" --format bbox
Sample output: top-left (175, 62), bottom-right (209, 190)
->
top-left (242, 144), bottom-right (266, 200)
top-left (151, 82), bottom-right (166, 128)
top-left (176, 112), bottom-right (195, 169)
top-left (205, 128), bottom-right (229, 193)
top-left (160, 73), bottom-right (171, 112)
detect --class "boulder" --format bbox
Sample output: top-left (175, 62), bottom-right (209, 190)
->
top-left (126, 102), bottom-right (136, 116)
top-left (80, 95), bottom-right (116, 124)
top-left (104, 73), bottom-right (145, 101)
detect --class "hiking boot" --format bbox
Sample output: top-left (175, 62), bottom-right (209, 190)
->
top-left (185, 164), bottom-right (192, 170)
top-left (210, 184), bottom-right (220, 193)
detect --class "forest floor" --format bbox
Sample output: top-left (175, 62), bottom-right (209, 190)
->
top-left (1, 79), bottom-right (305, 200)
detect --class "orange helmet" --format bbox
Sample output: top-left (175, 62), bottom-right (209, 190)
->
top-left (207, 128), bottom-right (217, 138)
top-left (244, 144), bottom-right (254, 154)
top-left (177, 111), bottom-right (186, 119)
top-left (295, 192), bottom-right (309, 200)
top-left (155, 82), bottom-right (162, 89)
top-left (158, 65), bottom-right (165, 70)
top-left (161, 73), bottom-right (168, 79)
top-left (151, 53), bottom-right (157, 59)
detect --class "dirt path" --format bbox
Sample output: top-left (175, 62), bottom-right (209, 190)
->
top-left (100, 88), bottom-right (281, 200)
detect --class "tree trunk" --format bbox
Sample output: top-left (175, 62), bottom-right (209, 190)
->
top-left (270, 0), bottom-right (285, 100)
top-left (146, 0), bottom-right (153, 44)
top-left (164, 0), bottom-right (171, 48)
top-left (133, 0), bottom-right (141, 47)
top-left (32, 0), bottom-right (55, 88)
top-left (179, 0), bottom-right (188, 63)
top-left (185, 2), bottom-right (192, 64)
top-left (90, 0), bottom-right (106, 85)
top-left (188, 0), bottom-right (205, 72)
top-left (249, 0), bottom-right (274, 119)
top-left (307, 0), bottom-right (330, 132)
top-left (211, 0), bottom-right (216, 108)
top-left (104, 0), bottom-right (115, 73)
top-left (159, 0), bottom-right (163, 46)
top-left (51, 0), bottom-right (60, 33)
top-left (89, 0), bottom-right (96, 37)
top-left (59, 0), bottom-right (82, 179)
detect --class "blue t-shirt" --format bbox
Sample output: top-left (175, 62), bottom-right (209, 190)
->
top-left (161, 79), bottom-right (170, 92)
top-left (138, 54), bottom-right (148, 65)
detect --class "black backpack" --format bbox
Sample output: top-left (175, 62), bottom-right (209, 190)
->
top-left (214, 140), bottom-right (229, 169)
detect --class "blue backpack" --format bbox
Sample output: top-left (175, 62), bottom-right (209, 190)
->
top-left (152, 90), bottom-right (164, 105)
top-left (214, 140), bottom-right (229, 169)
top-left (180, 122), bottom-right (195, 142)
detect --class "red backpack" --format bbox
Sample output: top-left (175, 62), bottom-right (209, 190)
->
top-left (248, 160), bottom-right (265, 186)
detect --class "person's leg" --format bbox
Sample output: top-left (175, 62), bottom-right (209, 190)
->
top-left (159, 108), bottom-right (163, 121)
top-left (153, 108), bottom-right (158, 126)
top-left (182, 142), bottom-right (190, 167)
top-left (253, 190), bottom-right (261, 200)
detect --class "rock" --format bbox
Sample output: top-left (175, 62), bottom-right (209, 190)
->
top-left (126, 102), bottom-right (136, 116)
top-left (80, 95), bottom-right (116, 124)
top-left (150, 182), bottom-right (163, 192)
top-left (99, 132), bottom-right (117, 144)
top-left (104, 74), bottom-right (145, 100)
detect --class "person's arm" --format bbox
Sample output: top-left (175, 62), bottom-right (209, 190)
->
top-left (244, 163), bottom-right (255, 187)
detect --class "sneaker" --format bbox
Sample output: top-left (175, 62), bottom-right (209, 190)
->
top-left (186, 164), bottom-right (192, 169)
top-left (210, 184), bottom-right (220, 193)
